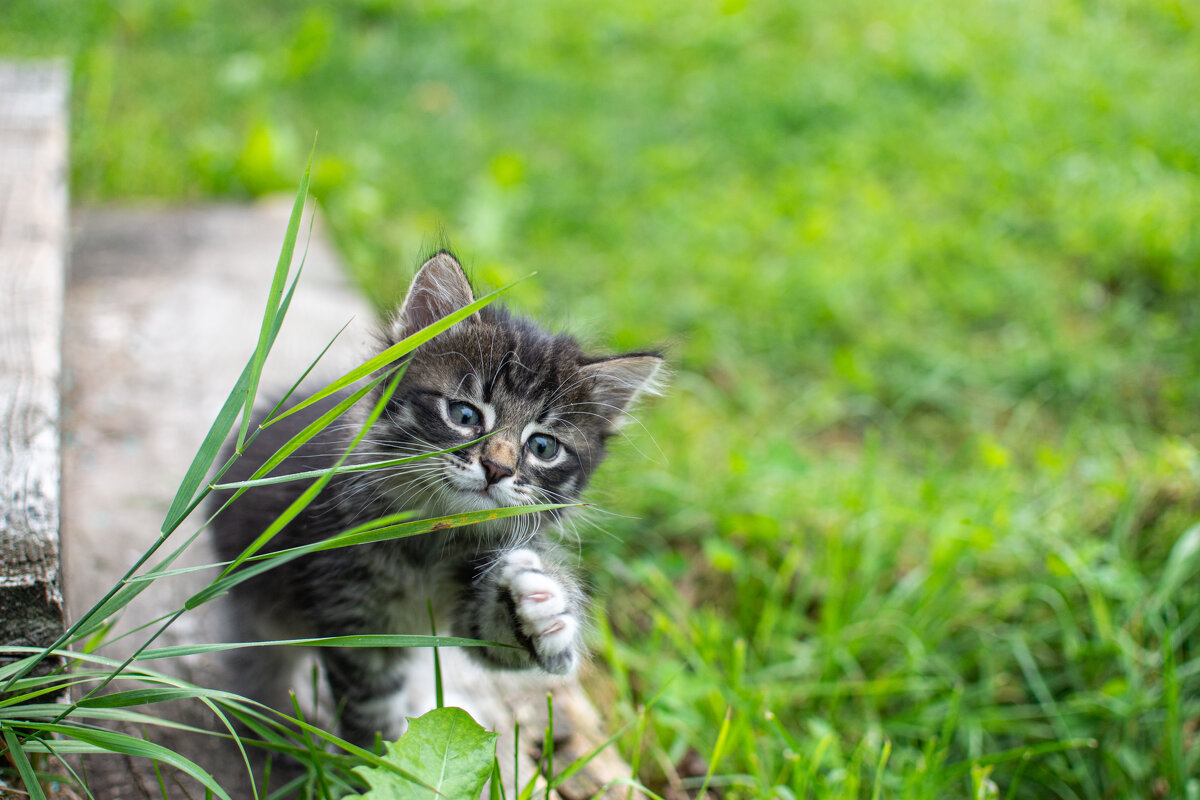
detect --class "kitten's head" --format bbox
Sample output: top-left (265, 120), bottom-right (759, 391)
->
top-left (361, 251), bottom-right (663, 539)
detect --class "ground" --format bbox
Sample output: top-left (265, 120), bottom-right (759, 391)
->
top-left (3, 1), bottom-right (1198, 796)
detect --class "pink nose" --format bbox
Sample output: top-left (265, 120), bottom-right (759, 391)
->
top-left (482, 458), bottom-right (514, 485)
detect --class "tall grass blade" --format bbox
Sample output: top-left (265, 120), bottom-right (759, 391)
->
top-left (267, 276), bottom-right (526, 425)
top-left (2, 726), bottom-right (48, 800)
top-left (186, 502), bottom-right (570, 611)
top-left (1153, 522), bottom-right (1200, 612)
top-left (13, 722), bottom-right (232, 800)
top-left (211, 433), bottom-right (495, 491)
top-left (238, 140), bottom-right (315, 450)
top-left (218, 365), bottom-right (405, 581)
top-left (547, 720), bottom-right (629, 791)
top-left (289, 693), bottom-right (332, 800)
top-left (189, 506), bottom-right (568, 614)
top-left (544, 693), bottom-right (554, 800)
top-left (150, 751), bottom-right (168, 799)
top-left (39, 737), bottom-right (97, 800)
top-left (1164, 626), bottom-right (1183, 792)
top-left (139, 633), bottom-right (517, 661)
top-left (696, 706), bottom-right (732, 800)
top-left (219, 364), bottom-right (392, 510)
top-left (428, 599), bottom-right (444, 710)
top-left (245, 503), bottom-right (573, 562)
top-left (490, 758), bottom-right (505, 800)
top-left (162, 209), bottom-right (311, 536)
top-left (871, 739), bottom-right (892, 800)
top-left (941, 739), bottom-right (1095, 779)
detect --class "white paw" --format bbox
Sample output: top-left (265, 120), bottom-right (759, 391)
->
top-left (497, 549), bottom-right (578, 673)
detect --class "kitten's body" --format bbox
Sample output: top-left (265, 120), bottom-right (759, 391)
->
top-left (210, 253), bottom-right (661, 744)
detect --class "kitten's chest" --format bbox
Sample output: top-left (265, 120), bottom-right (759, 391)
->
top-left (367, 556), bottom-right (461, 636)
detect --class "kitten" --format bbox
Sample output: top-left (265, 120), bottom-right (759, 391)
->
top-left (210, 252), bottom-right (663, 746)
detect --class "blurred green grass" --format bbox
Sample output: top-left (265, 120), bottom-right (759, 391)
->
top-left (5, 0), bottom-right (1199, 796)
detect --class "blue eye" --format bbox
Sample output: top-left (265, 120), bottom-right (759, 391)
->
top-left (526, 434), bottom-right (560, 461)
top-left (448, 401), bottom-right (482, 428)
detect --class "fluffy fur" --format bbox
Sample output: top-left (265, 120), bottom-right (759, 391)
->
top-left (209, 252), bottom-right (663, 745)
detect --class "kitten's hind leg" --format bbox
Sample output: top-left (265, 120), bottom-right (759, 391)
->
top-left (320, 647), bottom-right (410, 749)
top-left (219, 604), bottom-right (307, 718)
top-left (457, 548), bottom-right (585, 675)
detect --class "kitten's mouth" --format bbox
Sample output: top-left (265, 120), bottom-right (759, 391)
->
top-left (465, 485), bottom-right (502, 507)
top-left (469, 485), bottom-right (518, 510)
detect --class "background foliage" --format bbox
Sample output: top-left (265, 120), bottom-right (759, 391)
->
top-left (4, 0), bottom-right (1199, 796)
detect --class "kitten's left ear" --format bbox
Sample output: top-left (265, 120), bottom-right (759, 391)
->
top-left (394, 251), bottom-right (481, 337)
top-left (579, 354), bottom-right (666, 429)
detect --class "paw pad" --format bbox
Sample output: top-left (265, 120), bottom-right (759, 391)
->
top-left (497, 549), bottom-right (579, 674)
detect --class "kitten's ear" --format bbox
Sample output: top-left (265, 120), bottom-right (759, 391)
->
top-left (394, 251), bottom-right (480, 336)
top-left (579, 354), bottom-right (666, 430)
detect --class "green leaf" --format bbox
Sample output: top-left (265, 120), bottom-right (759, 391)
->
top-left (351, 707), bottom-right (499, 799)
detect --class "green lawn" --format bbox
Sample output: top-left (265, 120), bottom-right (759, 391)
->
top-left (5, 0), bottom-right (1199, 796)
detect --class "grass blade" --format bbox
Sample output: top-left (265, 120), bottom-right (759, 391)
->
top-left (696, 706), bottom-right (732, 800)
top-left (238, 139), bottom-right (315, 450)
top-left (3, 726), bottom-right (48, 800)
top-left (871, 739), bottom-right (892, 800)
top-left (13, 722), bottom-right (233, 800)
top-left (211, 434), bottom-right (495, 491)
top-left (218, 364), bottom-right (406, 583)
top-left (246, 503), bottom-right (574, 561)
top-left (139, 633), bottom-right (518, 661)
top-left (428, 599), bottom-right (444, 710)
top-left (223, 363), bottom-right (392, 505)
top-left (267, 276), bottom-right (526, 426)
top-left (67, 316), bottom-right (358, 649)
top-left (176, 502), bottom-right (571, 611)
top-left (162, 207), bottom-right (311, 536)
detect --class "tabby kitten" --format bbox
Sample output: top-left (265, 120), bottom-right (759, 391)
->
top-left (210, 252), bottom-right (663, 745)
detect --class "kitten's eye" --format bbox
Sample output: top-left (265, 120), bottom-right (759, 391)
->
top-left (526, 434), bottom-right (560, 461)
top-left (447, 401), bottom-right (482, 428)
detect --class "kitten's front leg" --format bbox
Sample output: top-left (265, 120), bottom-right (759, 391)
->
top-left (459, 548), bottom-right (584, 674)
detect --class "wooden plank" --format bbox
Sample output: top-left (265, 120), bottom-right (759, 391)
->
top-left (0, 61), bottom-right (68, 653)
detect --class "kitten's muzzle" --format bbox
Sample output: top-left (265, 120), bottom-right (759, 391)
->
top-left (482, 457), bottom-right (515, 485)
top-left (481, 439), bottom-right (519, 486)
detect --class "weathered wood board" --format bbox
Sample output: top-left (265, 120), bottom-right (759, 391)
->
top-left (0, 62), bottom-right (68, 661)
top-left (64, 203), bottom-right (636, 798)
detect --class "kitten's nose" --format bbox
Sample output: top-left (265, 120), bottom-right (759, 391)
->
top-left (482, 458), bottom-right (514, 485)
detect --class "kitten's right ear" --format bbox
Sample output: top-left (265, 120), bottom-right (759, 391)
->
top-left (393, 251), bottom-right (480, 337)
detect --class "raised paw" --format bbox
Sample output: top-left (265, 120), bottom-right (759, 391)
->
top-left (497, 549), bottom-right (580, 674)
